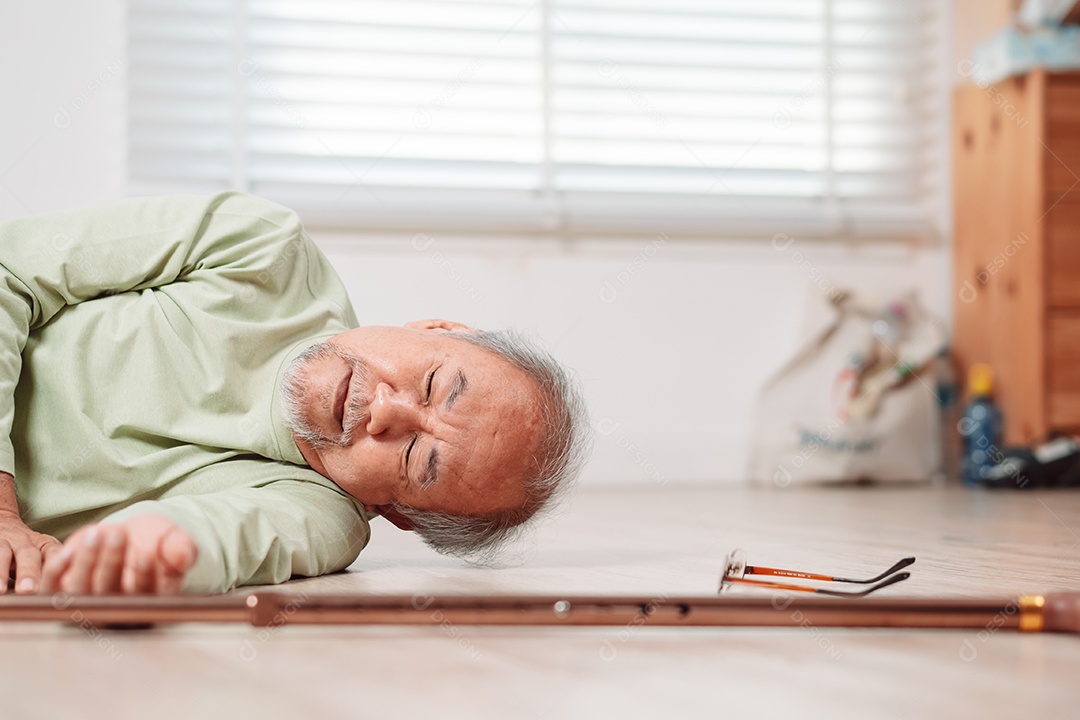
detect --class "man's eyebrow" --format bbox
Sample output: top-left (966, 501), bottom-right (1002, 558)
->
top-left (424, 371), bottom-right (465, 489)
top-left (444, 370), bottom-right (468, 410)
top-left (423, 448), bottom-right (439, 489)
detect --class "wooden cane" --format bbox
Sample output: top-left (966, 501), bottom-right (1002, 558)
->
top-left (0, 592), bottom-right (1077, 633)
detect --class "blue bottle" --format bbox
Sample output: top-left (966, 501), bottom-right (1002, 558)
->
top-left (960, 363), bottom-right (1003, 487)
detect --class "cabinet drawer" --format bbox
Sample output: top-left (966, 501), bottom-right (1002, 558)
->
top-left (1046, 201), bottom-right (1080, 307)
top-left (1047, 314), bottom-right (1080, 428)
top-left (1046, 78), bottom-right (1080, 200)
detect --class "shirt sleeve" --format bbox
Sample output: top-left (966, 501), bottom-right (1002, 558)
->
top-left (0, 192), bottom-right (304, 476)
top-left (99, 478), bottom-right (372, 594)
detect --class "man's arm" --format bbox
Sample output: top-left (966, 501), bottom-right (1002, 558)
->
top-left (0, 471), bottom-right (63, 593)
top-left (0, 193), bottom-right (309, 592)
top-left (0, 192), bottom-right (305, 476)
top-left (81, 479), bottom-right (371, 594)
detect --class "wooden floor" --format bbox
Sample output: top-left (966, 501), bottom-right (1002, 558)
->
top-left (1, 484), bottom-right (1078, 719)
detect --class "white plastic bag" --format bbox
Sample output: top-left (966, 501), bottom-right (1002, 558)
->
top-left (749, 289), bottom-right (946, 485)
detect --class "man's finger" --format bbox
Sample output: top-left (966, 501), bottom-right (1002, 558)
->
top-left (155, 529), bottom-right (196, 595)
top-left (91, 528), bottom-right (126, 594)
top-left (128, 553), bottom-right (155, 594)
top-left (40, 540), bottom-right (65, 565)
top-left (154, 566), bottom-right (185, 595)
top-left (12, 546), bottom-right (43, 594)
top-left (60, 527), bottom-right (101, 594)
top-left (0, 545), bottom-right (12, 595)
top-left (39, 547), bottom-right (73, 595)
top-left (160, 528), bottom-right (197, 574)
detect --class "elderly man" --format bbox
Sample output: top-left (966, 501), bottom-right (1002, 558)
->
top-left (0, 193), bottom-right (588, 595)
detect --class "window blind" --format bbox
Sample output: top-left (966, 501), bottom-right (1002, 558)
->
top-left (129, 0), bottom-right (945, 239)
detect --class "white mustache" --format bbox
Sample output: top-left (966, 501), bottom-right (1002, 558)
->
top-left (281, 341), bottom-right (373, 450)
top-left (337, 386), bottom-right (372, 446)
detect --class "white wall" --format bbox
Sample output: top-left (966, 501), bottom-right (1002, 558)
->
top-left (0, 1), bottom-right (126, 217)
top-left (0, 1), bottom-right (952, 485)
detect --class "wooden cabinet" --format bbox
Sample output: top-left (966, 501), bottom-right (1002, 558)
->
top-left (953, 70), bottom-right (1080, 444)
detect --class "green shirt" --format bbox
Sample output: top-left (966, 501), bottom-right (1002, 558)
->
top-left (0, 192), bottom-right (370, 593)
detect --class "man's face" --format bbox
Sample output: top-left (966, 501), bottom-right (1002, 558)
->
top-left (281, 320), bottom-right (544, 528)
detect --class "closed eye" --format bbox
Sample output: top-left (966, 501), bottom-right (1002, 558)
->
top-left (425, 367), bottom-right (437, 403)
top-left (405, 434), bottom-right (418, 466)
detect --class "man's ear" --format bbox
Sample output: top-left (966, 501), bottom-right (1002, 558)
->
top-left (364, 504), bottom-right (415, 531)
top-left (403, 318), bottom-right (473, 333)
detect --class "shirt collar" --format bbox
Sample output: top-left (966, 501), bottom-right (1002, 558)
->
top-left (270, 333), bottom-right (339, 466)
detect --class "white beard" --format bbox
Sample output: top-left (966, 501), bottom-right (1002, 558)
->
top-left (280, 341), bottom-right (371, 449)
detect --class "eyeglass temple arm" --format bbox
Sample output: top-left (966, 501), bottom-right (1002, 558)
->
top-left (746, 556), bottom-right (916, 585)
top-left (723, 572), bottom-right (912, 598)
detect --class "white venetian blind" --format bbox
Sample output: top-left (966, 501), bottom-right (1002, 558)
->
top-left (129, 0), bottom-right (945, 239)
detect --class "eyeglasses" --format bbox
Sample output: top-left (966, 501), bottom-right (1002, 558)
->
top-left (719, 548), bottom-right (915, 598)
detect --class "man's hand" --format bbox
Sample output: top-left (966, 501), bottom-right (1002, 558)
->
top-left (0, 510), bottom-right (65, 594)
top-left (39, 515), bottom-right (198, 596)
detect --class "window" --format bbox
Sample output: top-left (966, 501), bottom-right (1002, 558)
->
top-left (129, 0), bottom-right (946, 239)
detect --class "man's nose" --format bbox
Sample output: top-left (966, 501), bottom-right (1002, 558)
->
top-left (366, 382), bottom-right (421, 436)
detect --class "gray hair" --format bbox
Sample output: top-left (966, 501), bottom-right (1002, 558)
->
top-left (392, 328), bottom-right (592, 564)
